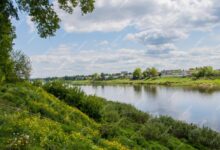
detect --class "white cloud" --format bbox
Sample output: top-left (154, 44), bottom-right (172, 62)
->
top-left (31, 44), bottom-right (220, 78)
top-left (54, 0), bottom-right (220, 33)
top-left (53, 0), bottom-right (220, 51)
top-left (98, 40), bottom-right (109, 46)
top-left (27, 0), bottom-right (220, 77)
top-left (125, 29), bottom-right (188, 45)
top-left (26, 16), bottom-right (35, 33)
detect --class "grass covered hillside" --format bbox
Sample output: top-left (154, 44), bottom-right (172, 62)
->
top-left (0, 83), bottom-right (125, 149)
top-left (0, 82), bottom-right (220, 149)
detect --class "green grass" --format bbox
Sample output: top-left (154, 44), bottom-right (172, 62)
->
top-left (69, 77), bottom-right (220, 89)
top-left (0, 81), bottom-right (220, 149)
top-left (0, 83), bottom-right (126, 149)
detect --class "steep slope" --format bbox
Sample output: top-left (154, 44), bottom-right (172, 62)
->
top-left (0, 82), bottom-right (220, 149)
top-left (0, 83), bottom-right (126, 149)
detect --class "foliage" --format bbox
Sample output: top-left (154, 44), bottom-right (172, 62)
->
top-left (133, 68), bottom-right (142, 80)
top-left (92, 73), bottom-right (101, 81)
top-left (0, 6), bottom-right (16, 82)
top-left (43, 81), bottom-right (104, 121)
top-left (143, 67), bottom-right (159, 78)
top-left (192, 66), bottom-right (218, 79)
top-left (32, 79), bottom-right (44, 87)
top-left (11, 50), bottom-right (32, 80)
top-left (4, 0), bottom-right (94, 38)
top-left (1, 82), bottom-right (220, 149)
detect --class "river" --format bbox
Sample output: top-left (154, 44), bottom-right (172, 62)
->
top-left (77, 85), bottom-right (220, 132)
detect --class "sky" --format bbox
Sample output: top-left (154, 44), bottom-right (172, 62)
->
top-left (13, 0), bottom-right (220, 78)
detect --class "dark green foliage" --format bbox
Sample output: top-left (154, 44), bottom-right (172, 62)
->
top-left (92, 73), bottom-right (101, 81)
top-left (0, 3), bottom-right (16, 82)
top-left (11, 50), bottom-right (32, 80)
top-left (133, 68), bottom-right (142, 80)
top-left (32, 79), bottom-right (44, 87)
top-left (43, 81), bottom-right (104, 121)
top-left (192, 66), bottom-right (218, 79)
top-left (143, 67), bottom-right (159, 78)
top-left (100, 124), bottom-right (120, 139)
top-left (154, 116), bottom-right (220, 149)
top-left (8, 0), bottom-right (95, 38)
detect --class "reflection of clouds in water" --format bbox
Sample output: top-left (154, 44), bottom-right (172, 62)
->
top-left (216, 105), bottom-right (220, 111)
top-left (178, 105), bottom-right (192, 122)
top-left (78, 85), bottom-right (220, 131)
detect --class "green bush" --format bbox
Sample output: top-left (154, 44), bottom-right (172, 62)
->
top-left (43, 81), bottom-right (104, 121)
top-left (32, 80), bottom-right (44, 87)
top-left (100, 124), bottom-right (120, 139)
top-left (191, 66), bottom-right (218, 79)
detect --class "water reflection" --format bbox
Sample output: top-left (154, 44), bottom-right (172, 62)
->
top-left (182, 86), bottom-right (220, 95)
top-left (144, 85), bottom-right (157, 98)
top-left (76, 84), bottom-right (220, 132)
top-left (133, 85), bottom-right (142, 98)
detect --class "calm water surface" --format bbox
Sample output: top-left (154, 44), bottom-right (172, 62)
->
top-left (78, 85), bottom-right (220, 132)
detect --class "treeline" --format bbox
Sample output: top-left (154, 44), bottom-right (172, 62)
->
top-left (132, 66), bottom-right (220, 80)
top-left (132, 67), bottom-right (159, 80)
top-left (36, 66), bottom-right (220, 82)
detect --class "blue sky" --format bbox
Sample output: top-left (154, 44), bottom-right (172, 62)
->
top-left (13, 0), bottom-right (220, 78)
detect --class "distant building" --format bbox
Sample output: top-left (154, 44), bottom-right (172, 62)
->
top-left (160, 69), bottom-right (190, 77)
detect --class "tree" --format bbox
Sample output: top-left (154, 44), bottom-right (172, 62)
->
top-left (0, 0), bottom-right (95, 82)
top-left (0, 5), bottom-right (16, 82)
top-left (92, 73), bottom-right (100, 81)
top-left (192, 66), bottom-right (216, 79)
top-left (133, 68), bottom-right (142, 80)
top-left (11, 50), bottom-right (32, 80)
top-left (101, 73), bottom-right (105, 80)
top-left (143, 67), bottom-right (159, 78)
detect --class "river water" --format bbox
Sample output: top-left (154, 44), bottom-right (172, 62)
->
top-left (77, 85), bottom-right (220, 132)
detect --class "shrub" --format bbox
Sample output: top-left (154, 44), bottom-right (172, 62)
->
top-left (43, 81), bottom-right (104, 121)
top-left (140, 122), bottom-right (168, 141)
top-left (191, 66), bottom-right (218, 79)
top-left (100, 124), bottom-right (120, 139)
top-left (132, 68), bottom-right (142, 80)
top-left (32, 80), bottom-right (44, 87)
top-left (79, 96), bottom-right (104, 121)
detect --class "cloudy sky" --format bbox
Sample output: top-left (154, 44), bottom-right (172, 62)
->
top-left (14, 0), bottom-right (220, 78)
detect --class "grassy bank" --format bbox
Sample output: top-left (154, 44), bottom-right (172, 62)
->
top-left (1, 82), bottom-right (219, 149)
top-left (69, 77), bottom-right (220, 89)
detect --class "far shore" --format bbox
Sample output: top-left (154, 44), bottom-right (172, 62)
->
top-left (67, 77), bottom-right (220, 89)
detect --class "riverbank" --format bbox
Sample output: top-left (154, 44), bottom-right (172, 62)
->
top-left (68, 77), bottom-right (220, 89)
top-left (1, 82), bottom-right (220, 149)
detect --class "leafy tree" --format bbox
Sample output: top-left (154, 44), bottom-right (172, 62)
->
top-left (0, 0), bottom-right (95, 82)
top-left (101, 73), bottom-right (105, 80)
top-left (11, 50), bottom-right (32, 80)
top-left (133, 68), bottom-right (142, 80)
top-left (192, 66), bottom-right (216, 78)
top-left (0, 5), bottom-right (16, 82)
top-left (143, 67), bottom-right (159, 78)
top-left (92, 73), bottom-right (100, 81)
top-left (143, 70), bottom-right (148, 79)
